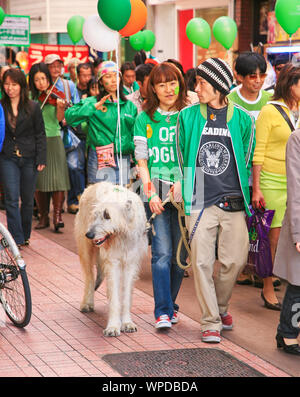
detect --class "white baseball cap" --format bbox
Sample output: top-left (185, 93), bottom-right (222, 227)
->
top-left (44, 54), bottom-right (63, 65)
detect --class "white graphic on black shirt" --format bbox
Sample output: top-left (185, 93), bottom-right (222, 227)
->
top-left (199, 141), bottom-right (230, 176)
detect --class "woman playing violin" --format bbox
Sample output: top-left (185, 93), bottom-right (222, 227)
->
top-left (29, 62), bottom-right (70, 232)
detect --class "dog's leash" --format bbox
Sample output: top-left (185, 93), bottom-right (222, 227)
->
top-left (145, 192), bottom-right (201, 270)
top-left (145, 195), bottom-right (170, 234)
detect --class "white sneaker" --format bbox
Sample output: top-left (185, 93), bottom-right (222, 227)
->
top-left (155, 314), bottom-right (172, 329)
top-left (171, 311), bottom-right (179, 324)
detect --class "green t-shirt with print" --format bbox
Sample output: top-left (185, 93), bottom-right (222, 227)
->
top-left (134, 109), bottom-right (181, 183)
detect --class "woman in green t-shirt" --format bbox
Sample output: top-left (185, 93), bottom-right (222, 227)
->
top-left (29, 62), bottom-right (70, 232)
top-left (134, 62), bottom-right (188, 329)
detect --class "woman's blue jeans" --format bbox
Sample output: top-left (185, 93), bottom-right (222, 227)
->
top-left (87, 148), bottom-right (130, 185)
top-left (150, 202), bottom-right (187, 320)
top-left (0, 155), bottom-right (37, 245)
top-left (67, 139), bottom-right (86, 206)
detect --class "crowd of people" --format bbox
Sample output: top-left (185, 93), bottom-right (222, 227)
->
top-left (0, 48), bottom-right (299, 354)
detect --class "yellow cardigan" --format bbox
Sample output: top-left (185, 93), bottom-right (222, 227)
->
top-left (253, 100), bottom-right (300, 175)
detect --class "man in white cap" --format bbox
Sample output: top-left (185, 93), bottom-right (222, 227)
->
top-left (44, 53), bottom-right (84, 214)
top-left (44, 53), bottom-right (80, 107)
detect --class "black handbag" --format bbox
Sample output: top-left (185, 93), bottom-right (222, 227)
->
top-left (272, 104), bottom-right (295, 132)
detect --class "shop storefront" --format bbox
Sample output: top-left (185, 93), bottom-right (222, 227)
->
top-left (265, 6), bottom-right (300, 65)
top-left (148, 0), bottom-right (235, 71)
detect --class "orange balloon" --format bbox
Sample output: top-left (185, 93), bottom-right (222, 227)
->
top-left (119, 0), bottom-right (147, 37)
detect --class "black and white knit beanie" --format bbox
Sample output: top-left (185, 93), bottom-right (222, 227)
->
top-left (197, 58), bottom-right (233, 95)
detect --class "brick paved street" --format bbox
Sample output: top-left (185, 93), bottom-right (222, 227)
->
top-left (0, 211), bottom-right (291, 379)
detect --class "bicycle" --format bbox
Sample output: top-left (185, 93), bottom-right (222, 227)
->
top-left (0, 222), bottom-right (32, 328)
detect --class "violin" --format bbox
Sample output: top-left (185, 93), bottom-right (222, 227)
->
top-left (38, 85), bottom-right (67, 108)
top-left (38, 76), bottom-right (71, 110)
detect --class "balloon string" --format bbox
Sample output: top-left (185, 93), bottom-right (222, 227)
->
top-left (289, 35), bottom-right (292, 61)
top-left (115, 39), bottom-right (123, 186)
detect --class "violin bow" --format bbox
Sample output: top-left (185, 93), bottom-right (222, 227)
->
top-left (40, 76), bottom-right (60, 109)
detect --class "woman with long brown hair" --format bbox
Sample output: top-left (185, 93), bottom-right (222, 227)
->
top-left (252, 63), bottom-right (300, 310)
top-left (134, 62), bottom-right (188, 329)
top-left (0, 68), bottom-right (46, 246)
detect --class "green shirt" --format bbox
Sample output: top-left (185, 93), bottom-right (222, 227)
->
top-left (65, 96), bottom-right (137, 154)
top-left (228, 88), bottom-right (272, 120)
top-left (123, 81), bottom-right (140, 96)
top-left (134, 109), bottom-right (181, 183)
top-left (41, 103), bottom-right (61, 138)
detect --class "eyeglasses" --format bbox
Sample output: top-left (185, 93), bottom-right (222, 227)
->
top-left (49, 63), bottom-right (63, 69)
top-left (248, 73), bottom-right (267, 80)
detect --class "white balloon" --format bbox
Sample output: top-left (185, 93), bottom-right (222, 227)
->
top-left (83, 14), bottom-right (119, 52)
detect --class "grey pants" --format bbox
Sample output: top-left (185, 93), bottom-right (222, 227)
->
top-left (186, 206), bottom-right (249, 332)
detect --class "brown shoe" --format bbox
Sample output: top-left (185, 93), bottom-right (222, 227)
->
top-left (52, 191), bottom-right (65, 232)
top-left (34, 191), bottom-right (50, 229)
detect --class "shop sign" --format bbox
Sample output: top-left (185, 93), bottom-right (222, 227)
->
top-left (268, 11), bottom-right (300, 44)
top-left (28, 43), bottom-right (89, 73)
top-left (0, 15), bottom-right (30, 47)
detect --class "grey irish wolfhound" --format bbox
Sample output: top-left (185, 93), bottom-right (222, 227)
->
top-left (74, 182), bottom-right (148, 336)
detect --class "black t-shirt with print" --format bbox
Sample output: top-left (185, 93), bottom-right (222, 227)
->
top-left (193, 105), bottom-right (241, 210)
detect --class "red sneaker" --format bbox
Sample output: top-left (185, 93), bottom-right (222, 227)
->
top-left (202, 330), bottom-right (221, 343)
top-left (220, 312), bottom-right (233, 330)
top-left (155, 314), bottom-right (172, 329)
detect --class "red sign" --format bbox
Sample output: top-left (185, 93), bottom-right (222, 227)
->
top-left (28, 43), bottom-right (90, 73)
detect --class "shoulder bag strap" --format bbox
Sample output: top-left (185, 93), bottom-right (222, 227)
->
top-left (272, 104), bottom-right (295, 132)
top-left (61, 78), bottom-right (72, 105)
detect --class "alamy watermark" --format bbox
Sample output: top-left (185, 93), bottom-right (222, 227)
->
top-left (291, 303), bottom-right (300, 329)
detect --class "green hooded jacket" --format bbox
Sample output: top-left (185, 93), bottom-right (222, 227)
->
top-left (176, 100), bottom-right (256, 216)
top-left (65, 96), bottom-right (137, 154)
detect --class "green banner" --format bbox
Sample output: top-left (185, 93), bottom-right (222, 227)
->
top-left (0, 15), bottom-right (30, 47)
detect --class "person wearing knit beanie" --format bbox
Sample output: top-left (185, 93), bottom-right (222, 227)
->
top-left (197, 58), bottom-right (233, 96)
top-left (176, 57), bottom-right (256, 344)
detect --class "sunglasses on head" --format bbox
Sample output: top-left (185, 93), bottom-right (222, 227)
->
top-left (248, 73), bottom-right (267, 80)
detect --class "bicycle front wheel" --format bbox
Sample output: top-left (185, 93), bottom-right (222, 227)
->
top-left (0, 230), bottom-right (32, 328)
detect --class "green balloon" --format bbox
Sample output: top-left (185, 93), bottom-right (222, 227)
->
top-left (213, 16), bottom-right (237, 50)
top-left (129, 31), bottom-right (145, 51)
top-left (67, 15), bottom-right (85, 44)
top-left (275, 0), bottom-right (300, 36)
top-left (142, 30), bottom-right (156, 51)
top-left (0, 7), bottom-right (5, 26)
top-left (186, 18), bottom-right (211, 49)
top-left (97, 0), bottom-right (131, 31)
